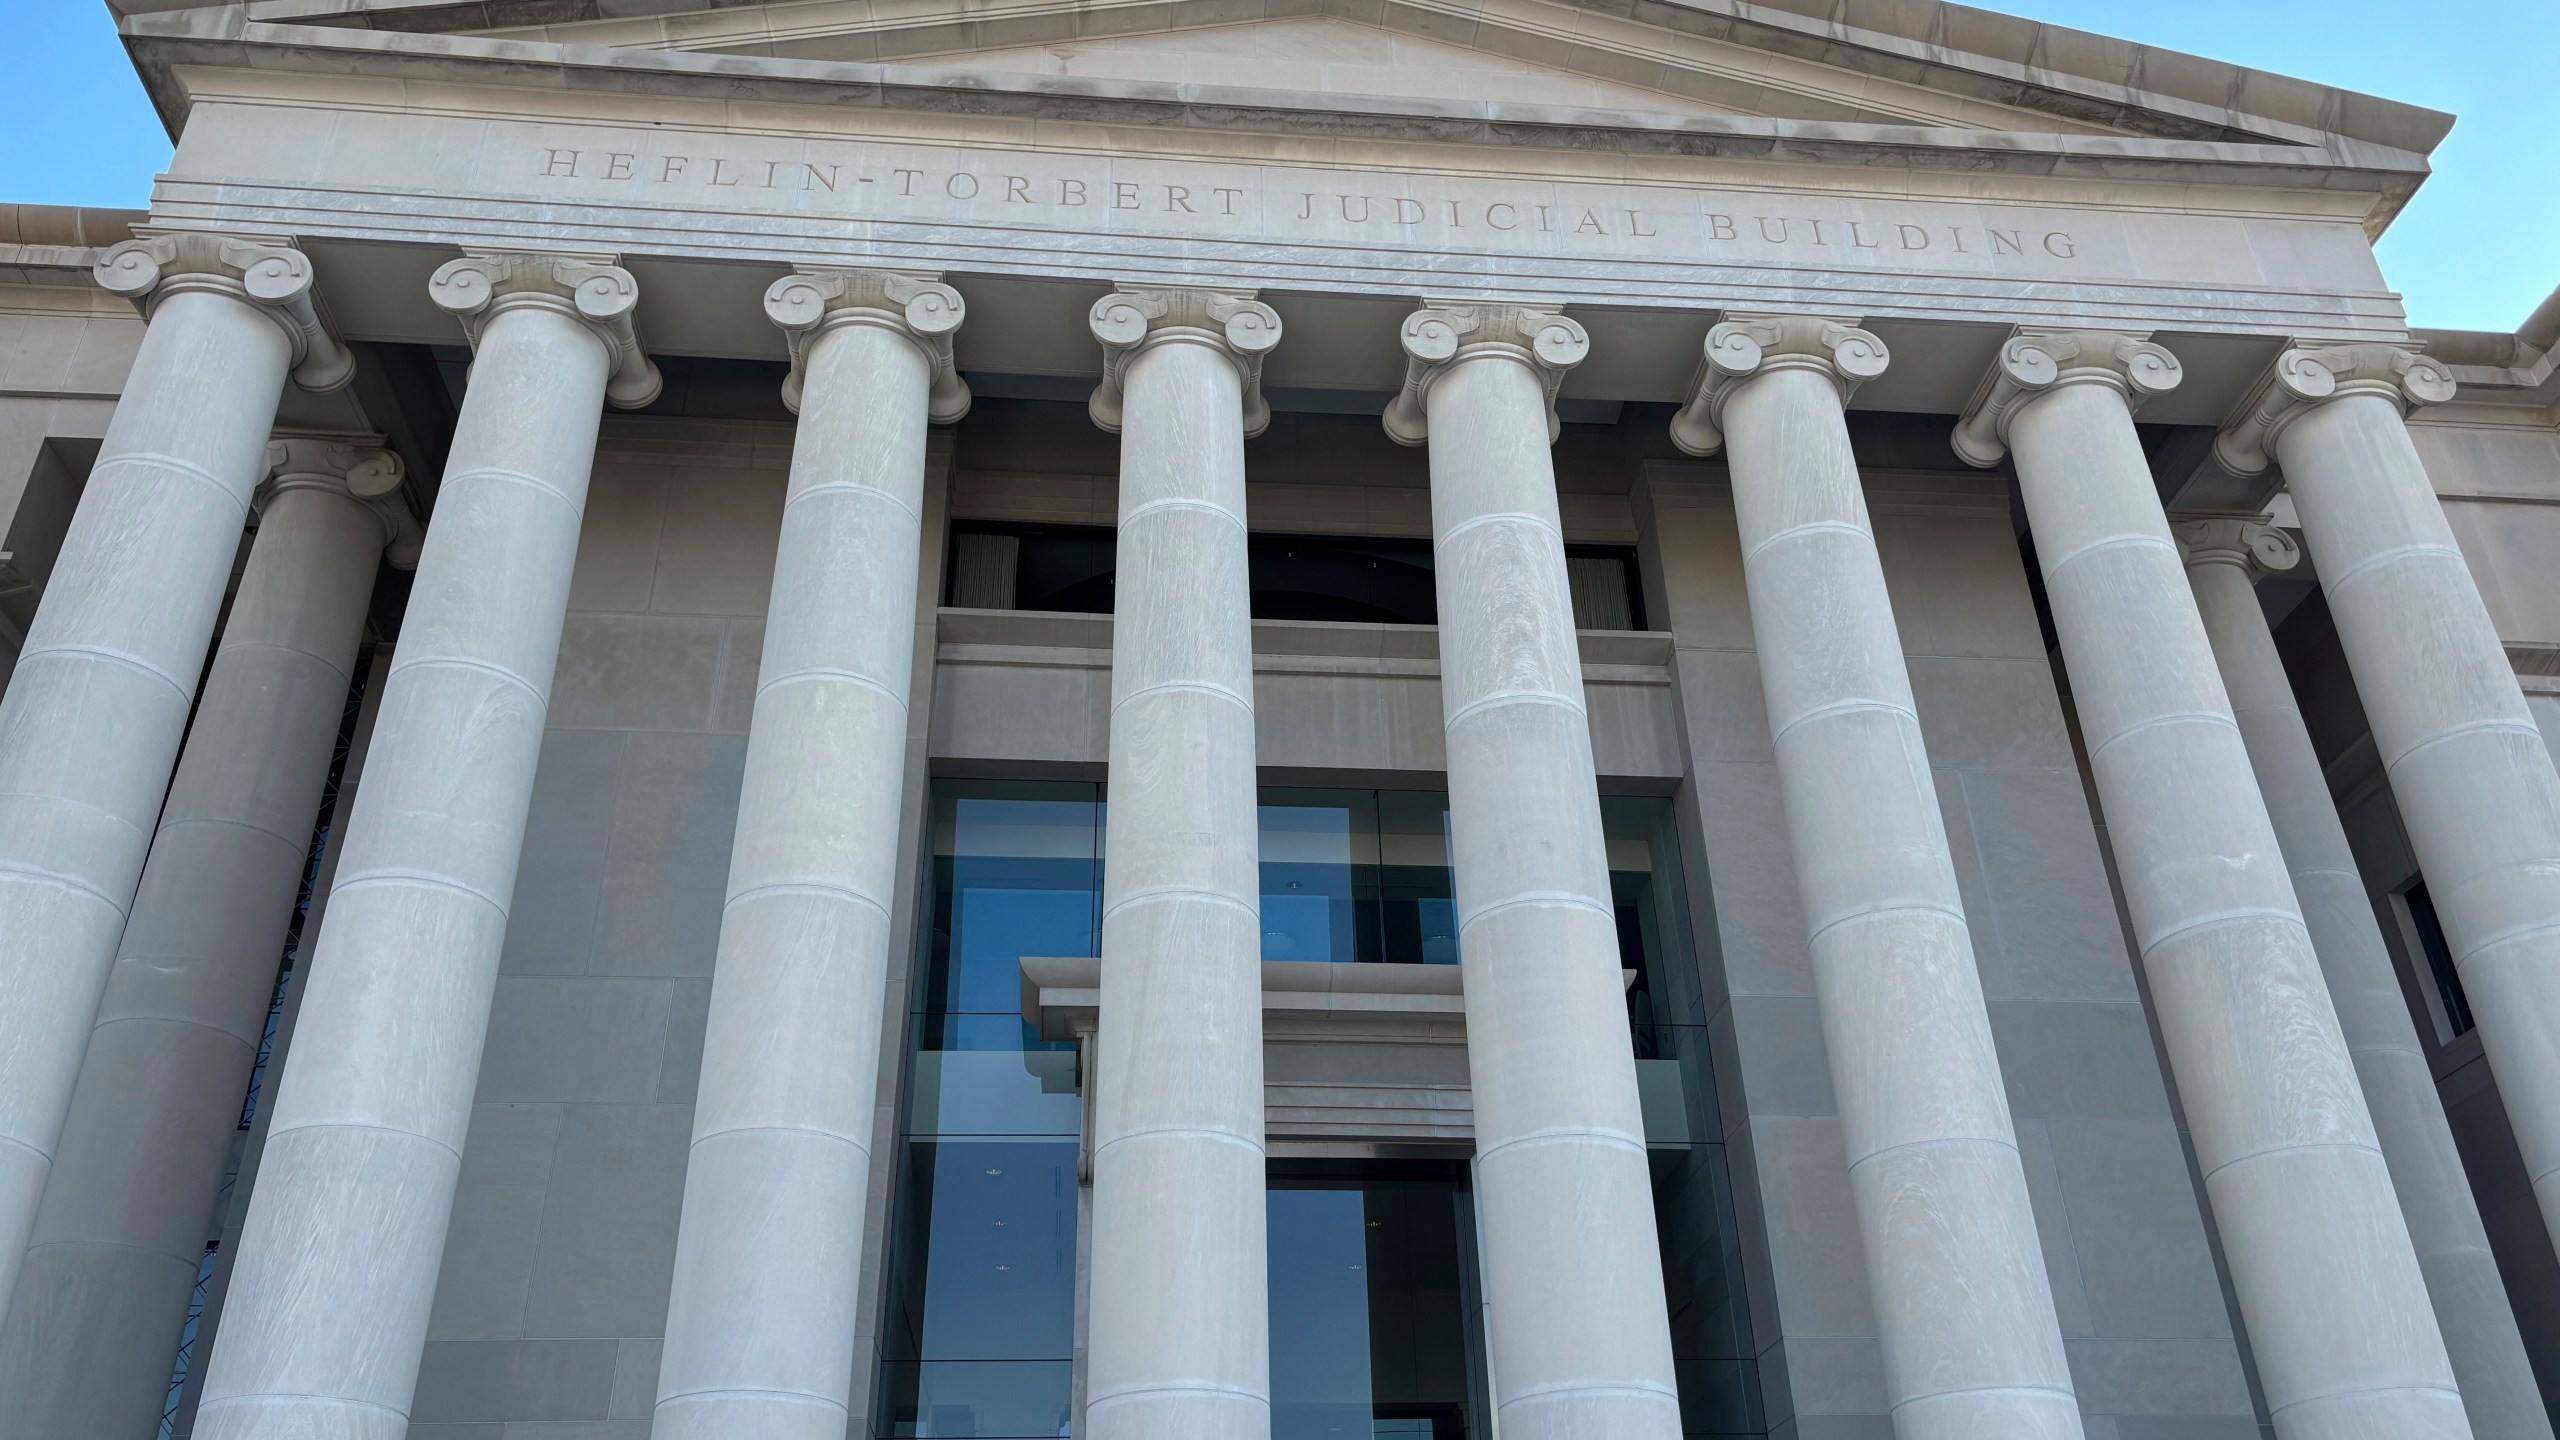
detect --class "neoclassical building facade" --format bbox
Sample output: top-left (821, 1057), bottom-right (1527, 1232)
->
top-left (1, 2), bottom-right (2559, 1438)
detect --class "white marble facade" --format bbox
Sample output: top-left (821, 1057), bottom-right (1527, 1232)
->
top-left (1, 2), bottom-right (2558, 1438)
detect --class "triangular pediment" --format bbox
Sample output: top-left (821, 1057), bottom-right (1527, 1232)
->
top-left (472, 0), bottom-right (2152, 135)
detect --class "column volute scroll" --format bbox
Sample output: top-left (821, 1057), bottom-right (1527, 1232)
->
top-left (258, 432), bottom-right (425, 569)
top-left (1668, 312), bottom-right (1889, 457)
top-left (94, 229), bottom-right (356, 393)
top-left (1952, 326), bottom-right (2184, 468)
top-left (2214, 342), bottom-right (2458, 477)
top-left (2170, 514), bottom-right (2303, 582)
top-left (765, 266), bottom-right (969, 422)
top-left (1086, 285), bottom-right (1281, 436)
top-left (428, 249), bottom-right (663, 409)
top-left (1383, 300), bottom-right (1586, 446)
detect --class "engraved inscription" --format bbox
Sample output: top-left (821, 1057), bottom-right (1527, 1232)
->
top-left (529, 141), bottom-right (2088, 267)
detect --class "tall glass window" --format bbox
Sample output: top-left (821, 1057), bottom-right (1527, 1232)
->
top-left (880, 784), bottom-right (1761, 1436)
top-left (877, 783), bottom-right (1098, 1438)
top-left (1268, 1161), bottom-right (1486, 1439)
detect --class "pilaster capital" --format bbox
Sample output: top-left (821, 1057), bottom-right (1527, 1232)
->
top-left (428, 250), bottom-right (663, 410)
top-left (1087, 286), bottom-right (1282, 437)
top-left (1668, 313), bottom-right (1887, 457)
top-left (1951, 327), bottom-right (2182, 468)
top-left (94, 229), bottom-right (356, 393)
top-left (2169, 514), bottom-right (2301, 580)
top-left (2212, 342), bottom-right (2457, 477)
top-left (1383, 300), bottom-right (1587, 447)
top-left (764, 267), bottom-right (969, 422)
top-left (258, 432), bottom-right (425, 569)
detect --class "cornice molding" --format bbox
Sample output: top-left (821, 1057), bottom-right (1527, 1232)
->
top-left (2213, 342), bottom-right (2457, 477)
top-left (93, 229), bottom-right (355, 393)
top-left (1951, 326), bottom-right (2183, 468)
top-left (228, 0), bottom-right (2452, 161)
top-left (428, 248), bottom-right (663, 409)
top-left (764, 266), bottom-right (968, 422)
top-left (1086, 286), bottom-right (1282, 437)
top-left (1668, 313), bottom-right (1886, 458)
top-left (258, 431), bottom-right (425, 568)
top-left (1384, 301), bottom-right (1587, 447)
top-left (119, 19), bottom-right (2432, 212)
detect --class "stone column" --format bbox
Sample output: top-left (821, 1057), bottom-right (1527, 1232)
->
top-left (0, 434), bottom-right (414, 1439)
top-left (1384, 302), bottom-right (1681, 1439)
top-left (1674, 316), bottom-right (2081, 1438)
top-left (2222, 345), bottom-right (2560, 1262)
top-left (1956, 329), bottom-right (2468, 1440)
top-left (1082, 285), bottom-right (1281, 1439)
top-left (653, 268), bottom-right (968, 1439)
top-left (2177, 515), bottom-right (2553, 1440)
top-left (192, 251), bottom-right (659, 1439)
top-left (0, 232), bottom-right (351, 1311)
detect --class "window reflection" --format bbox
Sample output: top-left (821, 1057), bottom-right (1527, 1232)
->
top-left (1268, 1163), bottom-right (1480, 1440)
top-left (881, 783), bottom-right (1763, 1436)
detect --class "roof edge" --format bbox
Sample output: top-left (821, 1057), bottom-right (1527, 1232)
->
top-left (221, 0), bottom-right (2458, 158)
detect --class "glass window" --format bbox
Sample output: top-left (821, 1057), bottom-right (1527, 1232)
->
top-left (878, 783), bottom-right (1100, 1438)
top-left (1268, 1163), bottom-right (1483, 1440)
top-left (883, 782), bottom-right (1760, 1436)
top-left (2400, 879), bottom-right (2476, 1039)
top-left (877, 1140), bottom-right (1079, 1438)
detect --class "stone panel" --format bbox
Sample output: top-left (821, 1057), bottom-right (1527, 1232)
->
top-left (521, 1103), bottom-right (694, 1339)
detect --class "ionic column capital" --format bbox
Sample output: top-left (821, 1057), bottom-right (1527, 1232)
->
top-left (2170, 513), bottom-right (2301, 581)
top-left (258, 432), bottom-right (424, 569)
top-left (1952, 327), bottom-right (2183, 467)
top-left (428, 250), bottom-right (662, 409)
top-left (764, 267), bottom-right (969, 422)
top-left (1087, 286), bottom-right (1281, 437)
top-left (2213, 342), bottom-right (2457, 477)
top-left (94, 230), bottom-right (355, 394)
top-left (1383, 300), bottom-right (1586, 447)
top-left (1668, 313), bottom-right (1888, 457)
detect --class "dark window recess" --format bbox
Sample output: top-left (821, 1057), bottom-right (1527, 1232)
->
top-left (945, 522), bottom-right (1643, 629)
top-left (2403, 880), bottom-right (2476, 1038)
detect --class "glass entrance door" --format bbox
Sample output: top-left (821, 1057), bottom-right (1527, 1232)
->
top-left (1267, 1161), bottom-right (1487, 1440)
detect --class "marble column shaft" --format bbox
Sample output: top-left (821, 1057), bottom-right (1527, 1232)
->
top-left (1385, 302), bottom-right (1681, 1439)
top-left (2181, 517), bottom-right (2552, 1440)
top-left (1083, 285), bottom-right (1280, 1440)
top-left (654, 268), bottom-right (967, 1439)
top-left (2230, 344), bottom-right (2560, 1264)
top-left (193, 251), bottom-right (658, 1439)
top-left (1958, 329), bottom-right (2468, 1440)
top-left (1676, 316), bottom-right (2081, 1439)
top-left (0, 232), bottom-right (349, 1314)
top-left (0, 436), bottom-right (410, 1440)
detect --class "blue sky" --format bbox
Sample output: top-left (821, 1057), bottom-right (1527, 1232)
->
top-left (2, 0), bottom-right (2551, 331)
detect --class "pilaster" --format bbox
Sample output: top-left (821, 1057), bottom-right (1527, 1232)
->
top-left (765, 266), bottom-right (968, 422)
top-left (2214, 343), bottom-right (2458, 476)
top-left (1087, 285), bottom-right (1281, 436)
top-left (1951, 327), bottom-right (2183, 467)
top-left (1668, 313), bottom-right (1887, 457)
top-left (94, 230), bottom-right (354, 393)
top-left (428, 249), bottom-right (662, 409)
top-left (1383, 300), bottom-right (1587, 445)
